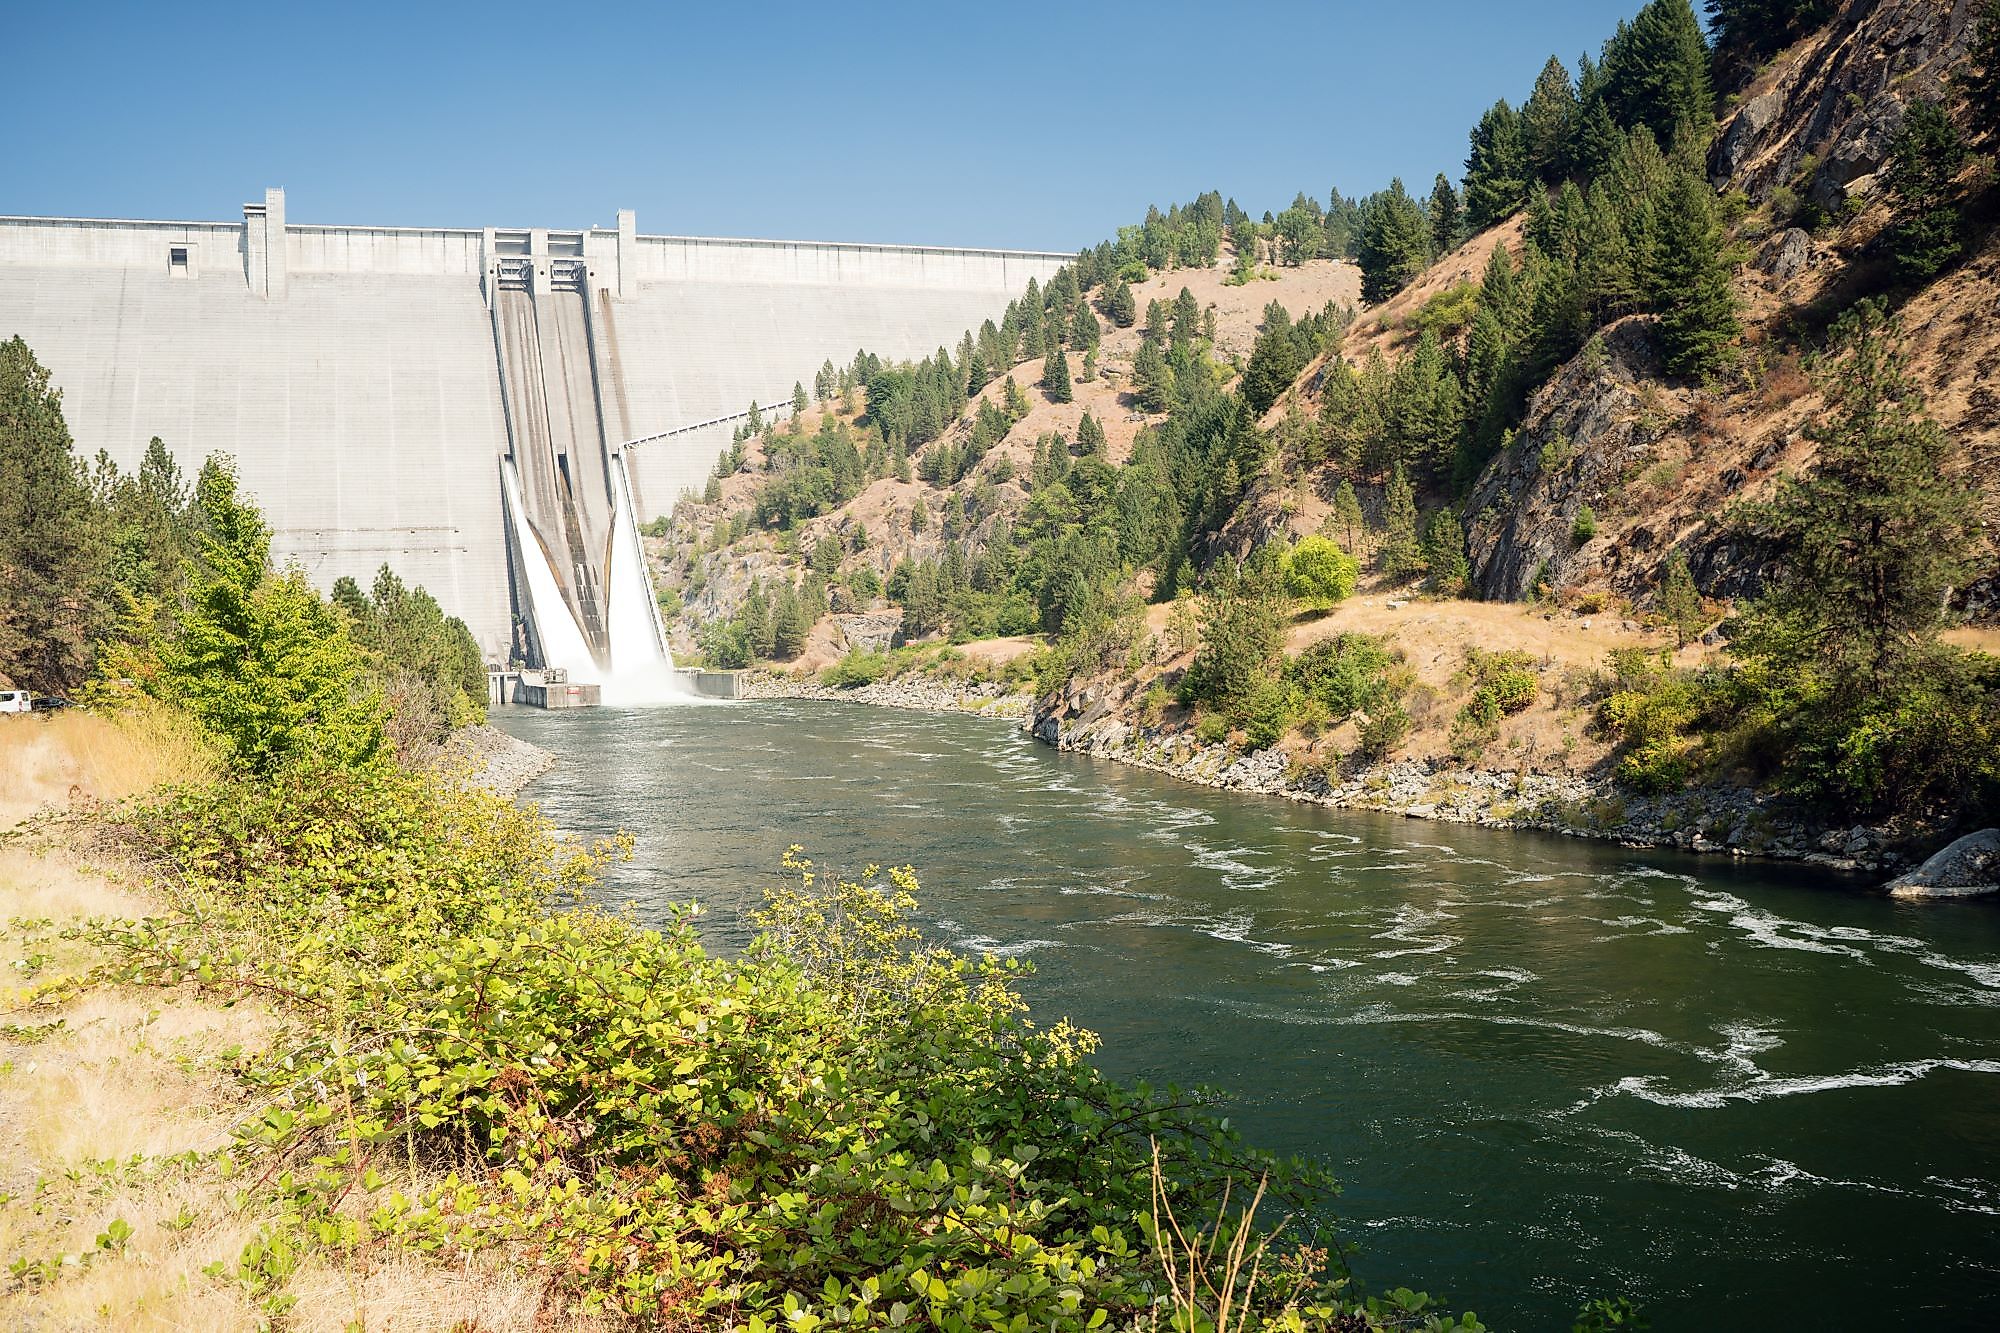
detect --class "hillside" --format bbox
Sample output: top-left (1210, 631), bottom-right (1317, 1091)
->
top-left (652, 0), bottom-right (2000, 842)
top-left (646, 242), bottom-right (1361, 666)
top-left (1246, 0), bottom-right (1998, 613)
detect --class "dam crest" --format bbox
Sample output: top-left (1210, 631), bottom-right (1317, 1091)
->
top-left (0, 188), bottom-right (1070, 673)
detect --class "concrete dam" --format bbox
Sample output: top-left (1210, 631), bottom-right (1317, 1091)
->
top-left (0, 188), bottom-right (1069, 677)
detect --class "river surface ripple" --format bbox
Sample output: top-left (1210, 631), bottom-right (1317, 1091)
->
top-left (494, 700), bottom-right (2000, 1330)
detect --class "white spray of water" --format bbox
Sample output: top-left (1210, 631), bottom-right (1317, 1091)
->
top-left (501, 460), bottom-right (600, 686)
top-left (599, 452), bottom-right (696, 706)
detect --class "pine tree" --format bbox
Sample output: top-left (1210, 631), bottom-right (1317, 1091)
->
top-left (1738, 303), bottom-right (1976, 684)
top-left (1656, 552), bottom-right (1706, 646)
top-left (814, 359), bottom-right (837, 403)
top-left (1378, 464), bottom-right (1424, 579)
top-left (1043, 345), bottom-right (1073, 403)
top-left (1569, 96), bottom-right (1625, 182)
top-left (1521, 56), bottom-right (1578, 182)
top-left (157, 460), bottom-right (382, 772)
top-left (1464, 100), bottom-right (1530, 231)
top-left (791, 382), bottom-right (809, 417)
top-left (1328, 481), bottom-right (1367, 556)
top-left (1003, 375), bottom-right (1031, 420)
top-left (1421, 509), bottom-right (1472, 594)
top-left (1428, 174), bottom-right (1462, 257)
top-left (1133, 338), bottom-right (1173, 413)
top-left (1959, 0), bottom-right (2000, 142)
top-left (772, 583), bottom-right (810, 659)
top-left (1077, 411), bottom-right (1107, 456)
top-left (1601, 0), bottom-right (1713, 149)
top-left (1882, 99), bottom-right (1969, 282)
top-left (1072, 302), bottom-right (1101, 350)
top-left (0, 336), bottom-right (105, 690)
top-left (1357, 178), bottom-right (1433, 304)
top-left (1242, 313), bottom-right (1306, 417)
top-left (1105, 279), bottom-right (1137, 327)
top-left (1172, 287), bottom-right (1202, 344)
top-left (1651, 170), bottom-right (1738, 379)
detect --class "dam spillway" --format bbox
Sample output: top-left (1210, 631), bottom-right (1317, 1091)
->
top-left (0, 188), bottom-right (1071, 667)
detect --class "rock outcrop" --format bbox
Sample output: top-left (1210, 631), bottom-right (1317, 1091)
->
top-left (1462, 319), bottom-right (1683, 601)
top-left (1885, 828), bottom-right (2000, 898)
top-left (1709, 0), bottom-right (1977, 207)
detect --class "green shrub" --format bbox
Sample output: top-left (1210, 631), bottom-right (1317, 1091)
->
top-left (1240, 676), bottom-right (1298, 750)
top-left (819, 647), bottom-right (891, 688)
top-left (1194, 711), bottom-right (1230, 745)
top-left (1355, 703), bottom-right (1412, 761)
top-left (1597, 653), bottom-right (1741, 793)
top-left (1284, 634), bottom-right (1396, 722)
top-left (1281, 535), bottom-right (1360, 612)
top-left (1405, 280), bottom-right (1482, 340)
top-left (1572, 505), bottom-right (1598, 544)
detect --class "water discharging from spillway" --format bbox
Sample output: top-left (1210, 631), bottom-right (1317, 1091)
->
top-left (491, 269), bottom-right (698, 705)
top-left (599, 451), bottom-right (692, 705)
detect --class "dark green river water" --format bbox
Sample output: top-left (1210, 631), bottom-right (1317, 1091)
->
top-left (493, 700), bottom-right (2000, 1330)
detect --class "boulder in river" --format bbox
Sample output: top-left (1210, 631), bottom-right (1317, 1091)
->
top-left (1884, 829), bottom-right (2000, 899)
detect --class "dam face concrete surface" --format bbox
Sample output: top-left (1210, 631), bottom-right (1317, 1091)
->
top-left (0, 190), bottom-right (1069, 665)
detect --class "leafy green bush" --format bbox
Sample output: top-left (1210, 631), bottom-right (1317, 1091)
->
top-left (1594, 649), bottom-right (1759, 793)
top-left (819, 647), bottom-right (891, 688)
top-left (1285, 634), bottom-right (1397, 723)
top-left (1281, 535), bottom-right (1360, 612)
top-left (1355, 703), bottom-right (1412, 761)
top-left (1405, 280), bottom-right (1482, 341)
top-left (1240, 676), bottom-right (1298, 750)
top-left (1448, 652), bottom-right (1538, 761)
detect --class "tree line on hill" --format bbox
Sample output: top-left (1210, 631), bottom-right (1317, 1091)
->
top-left (0, 336), bottom-right (485, 755)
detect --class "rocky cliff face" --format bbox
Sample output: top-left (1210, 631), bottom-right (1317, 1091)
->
top-left (1456, 0), bottom-right (1999, 611)
top-left (1462, 321), bottom-right (1689, 602)
top-left (1712, 0), bottom-right (1980, 206)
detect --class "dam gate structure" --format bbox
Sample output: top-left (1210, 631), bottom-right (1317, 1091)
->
top-left (0, 188), bottom-right (1071, 682)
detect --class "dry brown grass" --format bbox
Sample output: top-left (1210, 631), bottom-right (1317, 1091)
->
top-left (0, 703), bottom-right (214, 831)
top-left (0, 708), bottom-right (598, 1331)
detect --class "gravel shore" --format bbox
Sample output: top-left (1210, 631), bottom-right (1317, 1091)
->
top-left (431, 724), bottom-right (558, 797)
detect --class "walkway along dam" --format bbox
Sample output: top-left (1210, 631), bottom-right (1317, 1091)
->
top-left (0, 188), bottom-right (1070, 674)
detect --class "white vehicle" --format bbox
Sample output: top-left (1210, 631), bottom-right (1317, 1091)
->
top-left (0, 690), bottom-right (31, 714)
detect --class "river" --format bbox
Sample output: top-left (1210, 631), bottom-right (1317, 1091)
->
top-left (492, 699), bottom-right (2000, 1330)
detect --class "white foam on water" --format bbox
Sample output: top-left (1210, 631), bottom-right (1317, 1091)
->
top-left (1690, 891), bottom-right (1873, 960)
top-left (1368, 903), bottom-right (1460, 959)
top-left (1689, 890), bottom-right (2000, 989)
top-left (1608, 1057), bottom-right (2000, 1108)
top-left (1186, 841), bottom-right (1279, 892)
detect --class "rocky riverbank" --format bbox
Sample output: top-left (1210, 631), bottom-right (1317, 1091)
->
top-left (1033, 709), bottom-right (1918, 877)
top-left (742, 667), bottom-right (1932, 877)
top-left (742, 671), bottom-right (1033, 721)
top-left (430, 723), bottom-right (558, 797)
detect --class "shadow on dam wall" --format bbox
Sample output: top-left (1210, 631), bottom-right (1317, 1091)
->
top-left (0, 189), bottom-right (1072, 657)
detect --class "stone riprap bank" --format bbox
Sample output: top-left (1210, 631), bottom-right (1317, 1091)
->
top-left (0, 190), bottom-right (1068, 659)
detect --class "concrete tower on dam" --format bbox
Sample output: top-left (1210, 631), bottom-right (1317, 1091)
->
top-left (0, 188), bottom-right (1071, 668)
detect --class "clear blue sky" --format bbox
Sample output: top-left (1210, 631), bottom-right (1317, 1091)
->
top-left (6, 0), bottom-right (1649, 251)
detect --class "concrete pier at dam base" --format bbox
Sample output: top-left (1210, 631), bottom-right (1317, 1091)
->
top-left (0, 190), bottom-right (1070, 662)
top-left (491, 666), bottom-right (743, 707)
